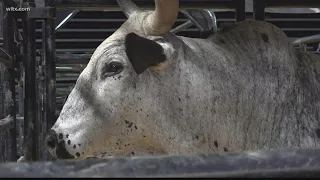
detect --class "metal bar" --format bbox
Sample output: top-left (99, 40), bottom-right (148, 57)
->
top-left (204, 10), bottom-right (218, 33)
top-left (0, 148), bottom-right (320, 177)
top-left (3, 6), bottom-right (17, 162)
top-left (43, 5), bottom-right (56, 160)
top-left (52, 0), bottom-right (239, 10)
top-left (263, 0), bottom-right (320, 8)
top-left (38, 20), bottom-right (45, 161)
top-left (253, 0), bottom-right (265, 21)
top-left (0, 1), bottom-right (6, 163)
top-left (171, 20), bottom-right (194, 34)
top-left (292, 34), bottom-right (320, 45)
top-left (234, 0), bottom-right (245, 22)
top-left (0, 115), bottom-right (14, 132)
top-left (55, 10), bottom-right (79, 32)
top-left (55, 83), bottom-right (76, 88)
top-left (23, 16), bottom-right (37, 161)
top-left (56, 54), bottom-right (92, 64)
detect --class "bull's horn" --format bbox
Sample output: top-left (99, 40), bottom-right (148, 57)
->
top-left (117, 0), bottom-right (141, 18)
top-left (145, 0), bottom-right (179, 35)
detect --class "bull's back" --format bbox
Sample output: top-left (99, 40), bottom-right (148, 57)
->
top-left (172, 20), bottom-right (320, 152)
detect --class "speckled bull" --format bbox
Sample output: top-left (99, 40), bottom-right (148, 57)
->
top-left (45, 0), bottom-right (320, 160)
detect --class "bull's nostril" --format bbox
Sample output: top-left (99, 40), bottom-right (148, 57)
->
top-left (45, 129), bottom-right (58, 150)
top-left (46, 136), bottom-right (56, 149)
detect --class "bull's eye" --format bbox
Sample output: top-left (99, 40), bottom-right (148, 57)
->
top-left (102, 61), bottom-right (123, 78)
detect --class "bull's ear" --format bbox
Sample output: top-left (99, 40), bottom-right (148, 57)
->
top-left (125, 33), bottom-right (166, 74)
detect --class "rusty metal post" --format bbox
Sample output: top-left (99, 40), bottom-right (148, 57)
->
top-left (37, 0), bottom-right (56, 161)
top-left (23, 1), bottom-right (37, 161)
top-left (2, 1), bottom-right (17, 162)
top-left (44, 0), bottom-right (56, 136)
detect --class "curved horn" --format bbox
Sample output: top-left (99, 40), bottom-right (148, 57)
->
top-left (145, 0), bottom-right (179, 35)
top-left (117, 0), bottom-right (141, 18)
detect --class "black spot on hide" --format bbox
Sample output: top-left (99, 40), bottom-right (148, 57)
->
top-left (134, 126), bottom-right (137, 130)
top-left (67, 140), bottom-right (71, 145)
top-left (66, 134), bottom-right (69, 138)
top-left (214, 140), bottom-right (219, 148)
top-left (224, 147), bottom-right (229, 152)
top-left (73, 145), bottom-right (76, 149)
top-left (195, 135), bottom-right (199, 139)
top-left (125, 33), bottom-right (166, 74)
top-left (76, 152), bottom-right (80, 157)
top-left (125, 120), bottom-right (133, 128)
top-left (78, 144), bottom-right (81, 147)
top-left (131, 152), bottom-right (135, 155)
top-left (261, 33), bottom-right (269, 43)
top-left (316, 129), bottom-right (320, 138)
top-left (219, 39), bottom-right (225, 44)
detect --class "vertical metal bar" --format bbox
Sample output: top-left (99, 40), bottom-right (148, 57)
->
top-left (45, 7), bottom-right (56, 136)
top-left (40, 0), bottom-right (56, 161)
top-left (24, 13), bottom-right (37, 161)
top-left (2, 4), bottom-right (17, 162)
top-left (253, 0), bottom-right (265, 21)
top-left (234, 0), bottom-right (245, 22)
top-left (38, 20), bottom-right (45, 161)
top-left (0, 0), bottom-right (8, 162)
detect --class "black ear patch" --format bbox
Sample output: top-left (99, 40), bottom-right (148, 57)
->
top-left (125, 33), bottom-right (166, 74)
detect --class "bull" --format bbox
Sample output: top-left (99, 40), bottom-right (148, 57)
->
top-left (45, 0), bottom-right (320, 160)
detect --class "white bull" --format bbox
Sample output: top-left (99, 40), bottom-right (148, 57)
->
top-left (45, 0), bottom-right (320, 160)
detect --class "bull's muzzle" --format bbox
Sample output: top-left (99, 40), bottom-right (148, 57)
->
top-left (45, 129), bottom-right (75, 159)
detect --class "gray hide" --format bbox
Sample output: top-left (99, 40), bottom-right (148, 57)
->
top-left (47, 11), bottom-right (320, 160)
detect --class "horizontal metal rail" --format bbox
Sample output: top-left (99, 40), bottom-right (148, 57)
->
top-left (1, 148), bottom-right (320, 177)
top-left (253, 0), bottom-right (320, 21)
top-left (39, 0), bottom-right (242, 11)
top-left (292, 34), bottom-right (320, 45)
top-left (56, 53), bottom-right (92, 64)
top-left (263, 0), bottom-right (320, 8)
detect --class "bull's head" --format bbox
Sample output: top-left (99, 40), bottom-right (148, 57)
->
top-left (45, 0), bottom-right (180, 159)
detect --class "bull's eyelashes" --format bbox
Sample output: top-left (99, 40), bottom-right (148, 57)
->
top-left (101, 61), bottom-right (124, 79)
top-left (125, 32), bottom-right (166, 74)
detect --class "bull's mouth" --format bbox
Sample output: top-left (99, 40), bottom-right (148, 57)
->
top-left (86, 152), bottom-right (115, 159)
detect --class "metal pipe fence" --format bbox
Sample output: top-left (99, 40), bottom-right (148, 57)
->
top-left (0, 0), bottom-right (319, 164)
